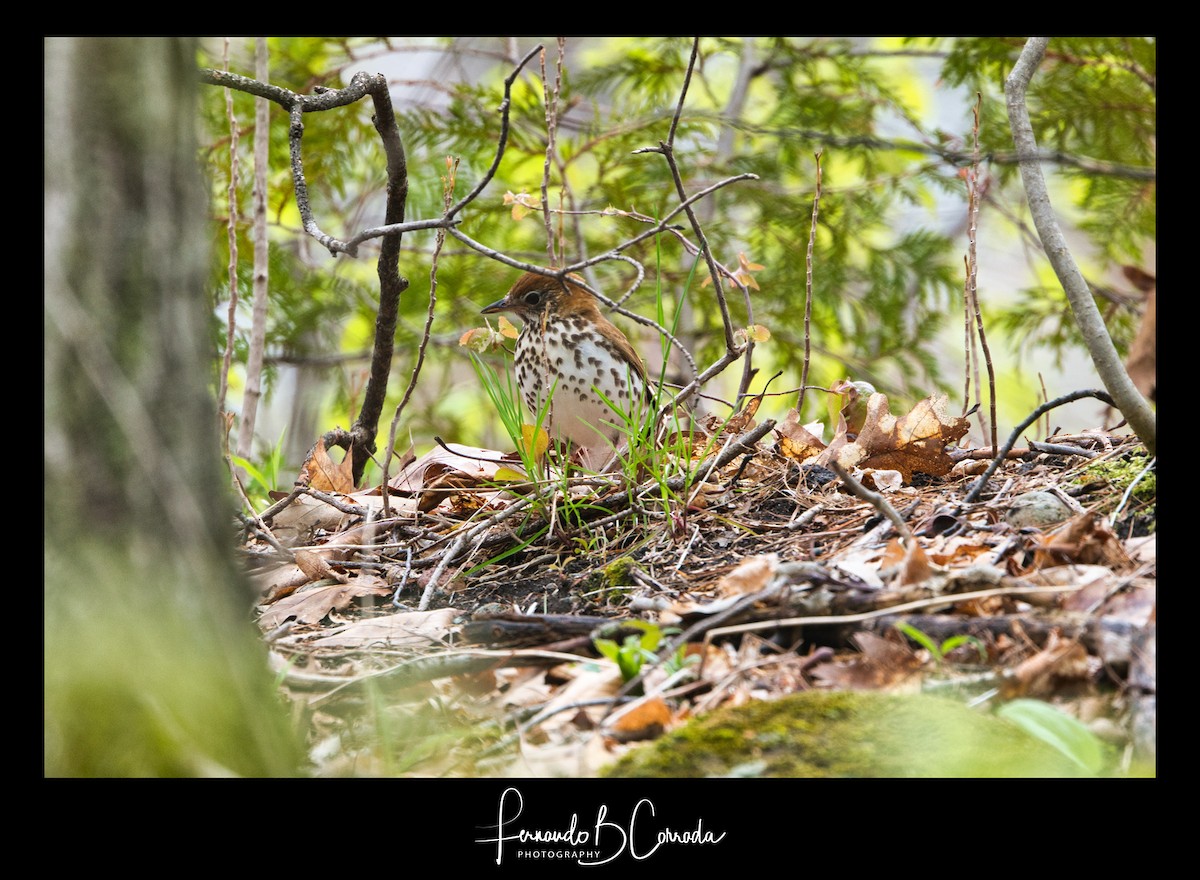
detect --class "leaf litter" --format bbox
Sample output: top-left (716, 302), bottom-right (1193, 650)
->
top-left (244, 392), bottom-right (1156, 776)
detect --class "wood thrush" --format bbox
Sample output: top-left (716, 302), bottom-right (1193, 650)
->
top-left (481, 272), bottom-right (651, 458)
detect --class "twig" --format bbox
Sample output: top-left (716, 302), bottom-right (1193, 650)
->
top-left (966, 94), bottom-right (998, 449)
top-left (234, 477), bottom-right (294, 560)
top-left (380, 157), bottom-right (458, 514)
top-left (1111, 456), bottom-right (1155, 523)
top-left (799, 150), bottom-right (822, 412)
top-left (652, 39), bottom-right (738, 356)
top-left (446, 44), bottom-right (543, 221)
top-left (247, 487), bottom-right (304, 527)
top-left (964, 388), bottom-right (1115, 504)
top-left (300, 486), bottom-right (369, 517)
top-left (723, 117), bottom-right (1157, 181)
top-left (674, 524), bottom-right (701, 571)
top-left (1039, 373), bottom-right (1051, 439)
top-left (539, 40), bottom-right (565, 266)
top-left (702, 582), bottom-right (1086, 644)
top-left (829, 462), bottom-right (914, 545)
top-left (1027, 440), bottom-right (1100, 459)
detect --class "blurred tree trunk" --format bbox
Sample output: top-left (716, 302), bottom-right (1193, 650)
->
top-left (44, 37), bottom-right (302, 776)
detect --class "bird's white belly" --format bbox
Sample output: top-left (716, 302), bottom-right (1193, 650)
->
top-left (515, 327), bottom-right (643, 449)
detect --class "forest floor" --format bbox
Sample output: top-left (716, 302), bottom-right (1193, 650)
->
top-left (245, 394), bottom-right (1156, 777)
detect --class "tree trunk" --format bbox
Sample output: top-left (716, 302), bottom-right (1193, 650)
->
top-left (44, 37), bottom-right (302, 776)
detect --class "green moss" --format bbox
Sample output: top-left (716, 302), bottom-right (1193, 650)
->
top-left (602, 691), bottom-right (1096, 778)
top-left (1077, 453), bottom-right (1156, 502)
top-left (602, 556), bottom-right (639, 588)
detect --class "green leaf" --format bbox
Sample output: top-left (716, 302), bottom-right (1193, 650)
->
top-left (939, 634), bottom-right (987, 662)
top-left (894, 621), bottom-right (939, 657)
top-left (997, 699), bottom-right (1106, 774)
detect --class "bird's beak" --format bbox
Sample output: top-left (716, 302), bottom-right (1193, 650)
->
top-left (480, 298), bottom-right (508, 315)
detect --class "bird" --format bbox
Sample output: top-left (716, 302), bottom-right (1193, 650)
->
top-left (480, 271), bottom-right (651, 461)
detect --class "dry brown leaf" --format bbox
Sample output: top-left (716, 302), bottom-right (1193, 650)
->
top-left (900, 543), bottom-right (933, 586)
top-left (607, 696), bottom-right (671, 743)
top-left (775, 408), bottom-right (826, 463)
top-left (294, 549), bottom-right (348, 584)
top-left (927, 538), bottom-right (991, 567)
top-left (880, 539), bottom-right (933, 586)
top-left (417, 463), bottom-right (488, 513)
top-left (388, 443), bottom-right (508, 492)
top-left (724, 394), bottom-right (761, 434)
top-left (1034, 512), bottom-right (1133, 571)
top-left (259, 575), bottom-right (393, 629)
top-left (256, 563), bottom-right (309, 603)
top-left (817, 393), bottom-right (970, 482)
top-left (810, 631), bottom-right (924, 691)
top-left (270, 494), bottom-right (348, 540)
top-left (716, 554), bottom-right (777, 596)
top-left (313, 608), bottom-right (458, 649)
top-left (999, 631), bottom-right (1089, 699)
top-left (1123, 266), bottom-right (1156, 401)
top-left (299, 437), bottom-right (356, 493)
top-left (533, 663), bottom-right (624, 734)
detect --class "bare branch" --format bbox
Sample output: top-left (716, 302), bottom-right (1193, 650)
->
top-left (965, 94), bottom-right (997, 450)
top-left (725, 118), bottom-right (1156, 181)
top-left (539, 40), bottom-right (565, 266)
top-left (652, 39), bottom-right (738, 355)
top-left (964, 388), bottom-right (1115, 504)
top-left (799, 150), bottom-right (822, 411)
top-left (445, 44), bottom-right (543, 220)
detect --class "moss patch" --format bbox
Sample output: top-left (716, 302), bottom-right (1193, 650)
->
top-left (602, 691), bottom-right (1093, 778)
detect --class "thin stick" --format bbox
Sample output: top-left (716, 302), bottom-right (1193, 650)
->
top-left (1005, 37), bottom-right (1155, 454)
top-left (964, 388), bottom-right (1115, 504)
top-left (829, 462), bottom-right (913, 545)
top-left (380, 157), bottom-right (458, 514)
top-left (703, 583), bottom-right (1087, 643)
top-left (967, 94), bottom-right (998, 449)
top-left (446, 44), bottom-right (543, 221)
top-left (539, 40), bottom-right (564, 266)
top-left (1111, 456), bottom-right (1155, 524)
top-left (800, 150), bottom-right (822, 412)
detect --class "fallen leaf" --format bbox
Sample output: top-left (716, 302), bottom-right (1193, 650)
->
top-left (256, 563), bottom-right (309, 603)
top-left (312, 608), bottom-right (459, 649)
top-left (775, 409), bottom-right (826, 463)
top-left (607, 696), bottom-right (672, 743)
top-left (724, 395), bottom-right (762, 434)
top-left (817, 392), bottom-right (970, 482)
top-left (999, 631), bottom-right (1089, 699)
top-left (298, 437), bottom-right (356, 493)
top-left (1122, 266), bottom-right (1156, 401)
top-left (716, 554), bottom-right (778, 596)
top-left (810, 631), bottom-right (924, 691)
top-left (1034, 512), bottom-right (1133, 571)
top-left (259, 575), bottom-right (393, 629)
top-left (385, 442), bottom-right (514, 514)
top-left (294, 549), bottom-right (348, 584)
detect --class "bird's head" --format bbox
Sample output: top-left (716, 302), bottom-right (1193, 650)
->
top-left (480, 271), bottom-right (597, 322)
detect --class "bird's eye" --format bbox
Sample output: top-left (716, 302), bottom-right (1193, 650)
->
top-left (522, 291), bottom-right (544, 307)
